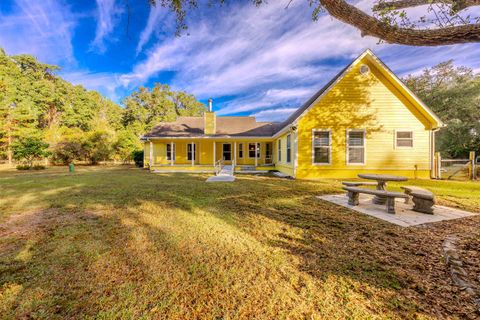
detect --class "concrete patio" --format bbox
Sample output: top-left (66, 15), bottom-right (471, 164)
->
top-left (318, 193), bottom-right (477, 227)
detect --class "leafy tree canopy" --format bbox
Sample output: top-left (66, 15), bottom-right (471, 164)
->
top-left (12, 136), bottom-right (50, 167)
top-left (123, 83), bottom-right (206, 136)
top-left (404, 61), bottom-right (480, 157)
top-left (0, 48), bottom-right (205, 165)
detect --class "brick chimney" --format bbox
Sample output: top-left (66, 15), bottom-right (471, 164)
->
top-left (204, 98), bottom-right (216, 135)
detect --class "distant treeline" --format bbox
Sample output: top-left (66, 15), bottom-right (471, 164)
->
top-left (0, 48), bottom-right (206, 166)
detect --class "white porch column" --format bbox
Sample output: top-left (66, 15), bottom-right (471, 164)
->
top-left (213, 142), bottom-right (216, 166)
top-left (191, 141), bottom-right (194, 166)
top-left (255, 142), bottom-right (258, 167)
top-left (170, 141), bottom-right (174, 166)
top-left (149, 141), bottom-right (153, 168)
top-left (234, 142), bottom-right (237, 166)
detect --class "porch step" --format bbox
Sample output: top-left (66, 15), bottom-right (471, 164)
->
top-left (206, 175), bottom-right (235, 182)
top-left (207, 165), bottom-right (235, 182)
top-left (218, 165), bottom-right (234, 176)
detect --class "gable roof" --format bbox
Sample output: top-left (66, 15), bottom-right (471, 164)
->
top-left (143, 116), bottom-right (280, 138)
top-left (273, 49), bottom-right (443, 137)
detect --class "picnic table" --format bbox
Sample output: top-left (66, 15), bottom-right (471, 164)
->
top-left (357, 174), bottom-right (408, 204)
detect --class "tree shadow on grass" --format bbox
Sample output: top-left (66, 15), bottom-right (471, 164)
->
top-left (1, 169), bottom-right (479, 319)
top-left (202, 175), bottom-right (480, 318)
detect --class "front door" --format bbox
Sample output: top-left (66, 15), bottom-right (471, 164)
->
top-left (222, 144), bottom-right (232, 161)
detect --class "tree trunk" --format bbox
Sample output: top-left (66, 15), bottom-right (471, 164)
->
top-left (7, 134), bottom-right (12, 165)
top-left (320, 0), bottom-right (480, 46)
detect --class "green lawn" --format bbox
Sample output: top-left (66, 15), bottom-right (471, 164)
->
top-left (0, 166), bottom-right (479, 319)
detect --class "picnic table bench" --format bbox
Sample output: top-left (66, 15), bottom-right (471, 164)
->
top-left (357, 174), bottom-right (408, 204)
top-left (401, 186), bottom-right (436, 214)
top-left (343, 186), bottom-right (409, 214)
top-left (341, 181), bottom-right (377, 187)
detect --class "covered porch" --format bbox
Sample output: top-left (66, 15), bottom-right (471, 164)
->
top-left (145, 139), bottom-right (274, 172)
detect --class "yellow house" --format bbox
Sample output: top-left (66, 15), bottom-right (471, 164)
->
top-left (142, 49), bottom-right (444, 179)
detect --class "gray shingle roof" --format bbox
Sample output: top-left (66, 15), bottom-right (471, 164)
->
top-left (143, 116), bottom-right (281, 138)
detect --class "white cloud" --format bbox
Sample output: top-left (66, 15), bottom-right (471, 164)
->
top-left (216, 86), bottom-right (318, 116)
top-left (136, 5), bottom-right (174, 54)
top-left (0, 0), bottom-right (76, 64)
top-left (61, 70), bottom-right (124, 103)
top-left (120, 0), bottom-right (378, 116)
top-left (376, 44), bottom-right (480, 77)
top-left (91, 0), bottom-right (123, 53)
top-left (251, 107), bottom-right (298, 122)
top-left (120, 0), bottom-right (480, 121)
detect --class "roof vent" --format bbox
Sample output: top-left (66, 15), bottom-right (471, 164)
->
top-left (360, 64), bottom-right (370, 75)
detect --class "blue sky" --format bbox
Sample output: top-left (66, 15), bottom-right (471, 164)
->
top-left (1, 0), bottom-right (480, 121)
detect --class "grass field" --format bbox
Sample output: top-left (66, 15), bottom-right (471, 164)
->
top-left (0, 166), bottom-right (479, 319)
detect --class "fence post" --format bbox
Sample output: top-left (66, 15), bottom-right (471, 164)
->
top-left (435, 152), bottom-right (442, 180)
top-left (469, 151), bottom-right (476, 180)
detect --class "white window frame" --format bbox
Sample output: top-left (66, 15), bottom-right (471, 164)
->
top-left (278, 139), bottom-right (282, 162)
top-left (346, 129), bottom-right (366, 166)
top-left (286, 134), bottom-right (292, 163)
top-left (312, 129), bottom-right (332, 165)
top-left (395, 130), bottom-right (414, 149)
top-left (187, 143), bottom-right (196, 161)
top-left (238, 143), bottom-right (243, 158)
top-left (248, 143), bottom-right (260, 159)
top-left (166, 143), bottom-right (176, 161)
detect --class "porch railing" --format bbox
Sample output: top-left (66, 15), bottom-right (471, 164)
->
top-left (230, 159), bottom-right (236, 175)
top-left (214, 159), bottom-right (224, 175)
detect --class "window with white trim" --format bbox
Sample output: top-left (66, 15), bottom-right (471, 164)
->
top-left (347, 130), bottom-right (365, 164)
top-left (187, 143), bottom-right (196, 161)
top-left (248, 143), bottom-right (259, 158)
top-left (396, 131), bottom-right (413, 148)
top-left (278, 139), bottom-right (282, 162)
top-left (166, 143), bottom-right (176, 161)
top-left (313, 130), bottom-right (331, 164)
top-left (286, 134), bottom-right (291, 163)
top-left (238, 143), bottom-right (243, 158)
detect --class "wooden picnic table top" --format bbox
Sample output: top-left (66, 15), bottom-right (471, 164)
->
top-left (357, 174), bottom-right (408, 182)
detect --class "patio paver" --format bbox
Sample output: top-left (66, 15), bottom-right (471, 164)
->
top-left (318, 193), bottom-right (477, 227)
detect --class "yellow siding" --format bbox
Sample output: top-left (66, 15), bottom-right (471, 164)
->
top-left (295, 56), bottom-right (432, 179)
top-left (273, 134), bottom-right (294, 176)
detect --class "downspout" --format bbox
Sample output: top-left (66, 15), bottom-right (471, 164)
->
top-left (430, 128), bottom-right (440, 179)
top-left (291, 124), bottom-right (298, 178)
top-left (149, 139), bottom-right (153, 170)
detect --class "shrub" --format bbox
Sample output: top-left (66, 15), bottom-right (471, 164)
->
top-left (114, 130), bottom-right (141, 163)
top-left (52, 140), bottom-right (84, 165)
top-left (32, 165), bottom-right (46, 170)
top-left (83, 131), bottom-right (114, 164)
top-left (132, 150), bottom-right (144, 167)
top-left (16, 164), bottom-right (31, 170)
top-left (12, 136), bottom-right (50, 168)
